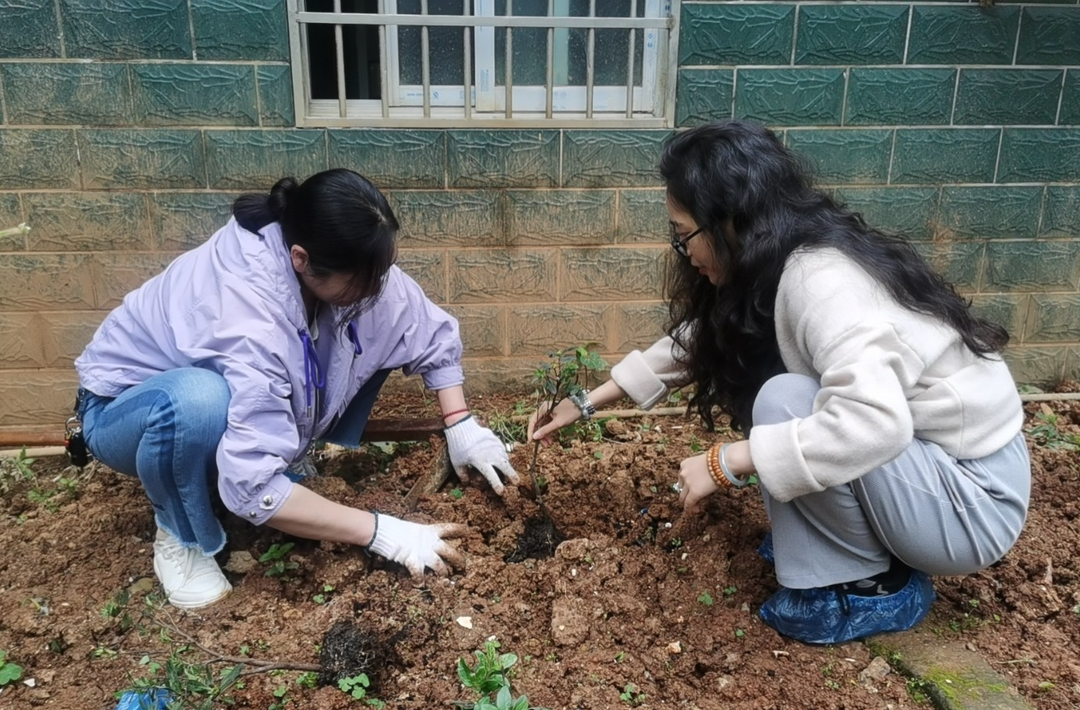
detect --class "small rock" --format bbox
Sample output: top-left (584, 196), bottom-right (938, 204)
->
top-left (127, 577), bottom-right (156, 596)
top-left (667, 641), bottom-right (682, 654)
top-left (716, 675), bottom-right (734, 692)
top-left (456, 616), bottom-right (473, 629)
top-left (858, 656), bottom-right (892, 685)
top-left (224, 551), bottom-right (258, 574)
top-left (23, 678), bottom-right (36, 688)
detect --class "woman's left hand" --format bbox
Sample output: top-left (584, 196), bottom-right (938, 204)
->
top-left (677, 453), bottom-right (719, 512)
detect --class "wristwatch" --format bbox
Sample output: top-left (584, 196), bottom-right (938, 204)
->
top-left (569, 389), bottom-right (596, 421)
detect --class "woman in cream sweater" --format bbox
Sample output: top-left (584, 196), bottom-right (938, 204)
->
top-left (529, 120), bottom-right (1030, 645)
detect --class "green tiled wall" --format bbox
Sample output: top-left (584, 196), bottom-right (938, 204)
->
top-left (1, 0), bottom-right (1079, 429)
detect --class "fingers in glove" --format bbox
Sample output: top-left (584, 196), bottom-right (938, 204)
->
top-left (435, 540), bottom-right (466, 571)
top-left (473, 462), bottom-right (506, 495)
top-left (433, 522), bottom-right (470, 540)
top-left (496, 460), bottom-right (520, 485)
top-left (455, 466), bottom-right (473, 487)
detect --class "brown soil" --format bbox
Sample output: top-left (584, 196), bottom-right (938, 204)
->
top-left (1, 388), bottom-right (1078, 710)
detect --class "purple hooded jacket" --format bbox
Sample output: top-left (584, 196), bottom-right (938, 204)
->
top-left (75, 218), bottom-right (463, 524)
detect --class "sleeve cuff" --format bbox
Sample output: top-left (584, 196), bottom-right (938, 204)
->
top-left (233, 473), bottom-right (295, 526)
top-left (748, 419), bottom-right (820, 503)
top-left (611, 350), bottom-right (669, 410)
top-left (422, 364), bottom-right (465, 391)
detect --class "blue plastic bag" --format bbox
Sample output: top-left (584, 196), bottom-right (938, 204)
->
top-left (115, 689), bottom-right (172, 710)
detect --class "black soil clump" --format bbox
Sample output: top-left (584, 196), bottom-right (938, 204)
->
top-left (504, 513), bottom-right (566, 563)
top-left (318, 620), bottom-right (384, 687)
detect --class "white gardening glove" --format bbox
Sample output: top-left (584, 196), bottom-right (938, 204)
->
top-left (366, 513), bottom-right (467, 578)
top-left (443, 415), bottom-right (520, 495)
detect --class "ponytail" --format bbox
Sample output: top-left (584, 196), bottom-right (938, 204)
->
top-left (232, 177), bottom-right (299, 233)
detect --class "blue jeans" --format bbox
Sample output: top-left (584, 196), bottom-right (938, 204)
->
top-left (80, 367), bottom-right (391, 555)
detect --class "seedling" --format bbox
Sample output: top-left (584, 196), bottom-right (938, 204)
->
top-left (312, 584), bottom-right (335, 605)
top-left (1026, 411), bottom-right (1080, 451)
top-left (722, 586), bottom-right (737, 597)
top-left (450, 487), bottom-right (465, 499)
top-left (0, 650), bottom-right (23, 687)
top-left (260, 543), bottom-right (299, 578)
top-left (457, 640), bottom-right (518, 697)
top-left (697, 591), bottom-right (714, 607)
top-left (337, 673), bottom-right (371, 699)
top-left (472, 684), bottom-right (531, 710)
top-left (619, 683), bottom-right (646, 706)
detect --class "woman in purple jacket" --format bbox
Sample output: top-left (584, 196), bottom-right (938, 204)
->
top-left (74, 169), bottom-right (517, 609)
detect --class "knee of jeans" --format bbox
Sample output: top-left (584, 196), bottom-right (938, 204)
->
top-left (752, 373), bottom-right (819, 426)
top-left (167, 370), bottom-right (231, 439)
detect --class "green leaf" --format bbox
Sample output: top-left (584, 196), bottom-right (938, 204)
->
top-left (0, 661), bottom-right (24, 685)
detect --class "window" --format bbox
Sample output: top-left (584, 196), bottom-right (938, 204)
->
top-left (288, 0), bottom-right (679, 127)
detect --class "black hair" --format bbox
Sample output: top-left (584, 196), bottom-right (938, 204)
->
top-left (660, 120), bottom-right (1009, 432)
top-left (233, 168), bottom-right (398, 321)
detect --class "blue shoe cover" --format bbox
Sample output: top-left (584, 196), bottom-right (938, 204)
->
top-left (757, 532), bottom-right (774, 565)
top-left (115, 689), bottom-right (172, 710)
top-left (759, 570), bottom-right (935, 645)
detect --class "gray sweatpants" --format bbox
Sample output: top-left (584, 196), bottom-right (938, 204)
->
top-left (754, 373), bottom-right (1031, 589)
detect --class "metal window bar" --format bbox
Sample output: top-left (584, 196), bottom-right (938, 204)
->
top-left (504, 0), bottom-right (513, 119)
top-left (290, 1), bottom-right (676, 128)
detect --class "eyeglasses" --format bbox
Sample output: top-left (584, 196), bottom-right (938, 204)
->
top-left (670, 223), bottom-right (706, 257)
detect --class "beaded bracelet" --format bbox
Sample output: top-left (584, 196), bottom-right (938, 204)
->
top-left (705, 443), bottom-right (729, 489)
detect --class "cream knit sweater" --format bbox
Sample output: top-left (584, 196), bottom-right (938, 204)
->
top-left (610, 247), bottom-right (1023, 503)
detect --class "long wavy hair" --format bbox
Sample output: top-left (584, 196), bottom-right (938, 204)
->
top-left (661, 120), bottom-right (1009, 432)
top-left (233, 168), bottom-right (398, 323)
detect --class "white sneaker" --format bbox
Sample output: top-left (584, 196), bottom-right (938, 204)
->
top-left (153, 529), bottom-right (232, 609)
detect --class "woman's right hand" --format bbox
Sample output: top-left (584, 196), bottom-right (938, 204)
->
top-left (528, 397), bottom-right (583, 446)
top-left (366, 513), bottom-right (467, 579)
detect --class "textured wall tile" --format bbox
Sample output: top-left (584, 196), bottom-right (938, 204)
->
top-left (0, 254), bottom-right (96, 310)
top-left (91, 253), bottom-right (176, 308)
top-left (1040, 187), bottom-right (1080, 238)
top-left (388, 190), bottom-right (502, 247)
top-left (257, 65), bottom-right (295, 127)
top-left (60, 0), bottom-right (192, 59)
top-left (679, 4), bottom-right (795, 65)
top-left (447, 130), bottom-right (559, 188)
top-left (457, 357), bottom-right (542, 395)
top-left (131, 64), bottom-right (258, 126)
top-left (796, 5), bottom-right (908, 65)
top-left (396, 249), bottom-right (445, 303)
top-left (0, 195), bottom-right (24, 250)
top-left (328, 130), bottom-right (445, 189)
top-left (890, 129), bottom-right (999, 184)
top-left (2, 63), bottom-right (132, 125)
top-left (443, 304), bottom-right (505, 357)
top-left (913, 241), bottom-right (984, 291)
top-left (907, 6), bottom-right (1020, 65)
top-left (998, 129), bottom-right (1080, 183)
top-left (562, 131), bottom-right (668, 188)
top-left (24, 192), bottom-right (151, 251)
top-left (506, 190), bottom-right (616, 246)
top-left (735, 69), bottom-right (845, 127)
top-left (614, 302), bottom-right (668, 352)
top-left (561, 247), bottom-right (665, 301)
top-left (0, 314), bottom-right (42, 368)
top-left (970, 294), bottom-right (1029, 343)
top-left (787, 129), bottom-right (893, 185)
top-left (205, 129), bottom-right (325, 189)
top-left (0, 0), bottom-right (60, 57)
top-left (1016, 7), bottom-right (1080, 65)
top-left (937, 186), bottom-right (1043, 239)
top-left (618, 189), bottom-right (667, 244)
top-left (38, 311), bottom-right (105, 366)
top-left (954, 69), bottom-right (1063, 126)
top-left (676, 69), bottom-right (734, 127)
top-left (1003, 347), bottom-right (1065, 386)
top-left (1061, 70), bottom-right (1080, 126)
top-left (190, 0), bottom-right (288, 61)
top-left (508, 304), bottom-right (611, 355)
top-left (449, 249), bottom-right (557, 303)
top-left (832, 187), bottom-right (940, 240)
top-left (0, 370), bottom-right (79, 427)
top-left (984, 241), bottom-right (1080, 292)
top-left (149, 192), bottom-right (238, 250)
top-left (1027, 295), bottom-right (1080, 343)
top-left (845, 69), bottom-right (955, 126)
top-left (81, 129), bottom-right (206, 189)
top-left (0, 129), bottom-right (79, 189)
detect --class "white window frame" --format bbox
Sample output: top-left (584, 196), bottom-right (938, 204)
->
top-left (287, 0), bottom-right (680, 128)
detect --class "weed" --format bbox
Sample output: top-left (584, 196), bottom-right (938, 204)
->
top-left (269, 683), bottom-right (289, 710)
top-left (450, 487), bottom-right (465, 499)
top-left (457, 640), bottom-right (518, 697)
top-left (100, 589), bottom-right (133, 632)
top-left (337, 673), bottom-right (371, 699)
top-left (472, 684), bottom-right (532, 710)
top-left (613, 651), bottom-right (627, 663)
top-left (734, 628), bottom-right (746, 638)
top-left (487, 402), bottom-right (529, 445)
top-left (312, 584), bottom-right (335, 605)
top-left (722, 586), bottom-right (737, 597)
top-left (1026, 411), bottom-right (1080, 451)
top-left (0, 447), bottom-right (35, 480)
top-left (619, 683), bottom-right (647, 706)
top-left (126, 651), bottom-right (243, 710)
top-left (697, 591), bottom-right (714, 607)
top-left (0, 650), bottom-right (23, 687)
top-left (260, 543), bottom-right (300, 578)
top-left (296, 672), bottom-right (318, 689)
top-left (1037, 681), bottom-right (1056, 691)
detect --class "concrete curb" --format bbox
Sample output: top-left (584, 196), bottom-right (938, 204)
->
top-left (867, 629), bottom-right (1035, 710)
